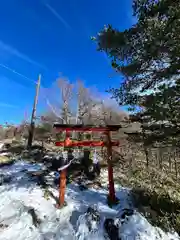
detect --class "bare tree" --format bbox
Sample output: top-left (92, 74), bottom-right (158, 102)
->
top-left (91, 100), bottom-right (127, 126)
top-left (58, 78), bottom-right (74, 124)
top-left (75, 80), bottom-right (97, 125)
top-left (43, 77), bottom-right (74, 124)
top-left (0, 126), bottom-right (5, 140)
top-left (40, 77), bottom-right (128, 143)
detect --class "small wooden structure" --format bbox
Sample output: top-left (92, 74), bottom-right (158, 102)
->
top-left (53, 124), bottom-right (122, 208)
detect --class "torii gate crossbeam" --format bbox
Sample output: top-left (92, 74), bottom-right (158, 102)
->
top-left (53, 124), bottom-right (121, 208)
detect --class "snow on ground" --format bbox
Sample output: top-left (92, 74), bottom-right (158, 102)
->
top-left (0, 160), bottom-right (179, 240)
top-left (0, 142), bottom-right (4, 150)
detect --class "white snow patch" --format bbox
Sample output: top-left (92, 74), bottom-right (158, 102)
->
top-left (0, 160), bottom-right (178, 239)
top-left (0, 142), bottom-right (4, 150)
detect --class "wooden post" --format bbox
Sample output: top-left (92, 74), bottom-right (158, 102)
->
top-left (59, 169), bottom-right (67, 207)
top-left (27, 74), bottom-right (41, 149)
top-left (105, 130), bottom-right (116, 203)
top-left (58, 129), bottom-right (70, 207)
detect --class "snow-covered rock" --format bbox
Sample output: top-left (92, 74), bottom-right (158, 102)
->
top-left (0, 142), bottom-right (4, 150)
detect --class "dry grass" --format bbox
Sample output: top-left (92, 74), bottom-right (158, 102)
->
top-left (99, 144), bottom-right (180, 234)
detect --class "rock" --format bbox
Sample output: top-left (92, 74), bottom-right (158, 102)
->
top-left (3, 175), bottom-right (12, 183)
top-left (104, 218), bottom-right (120, 240)
top-left (27, 208), bottom-right (41, 227)
top-left (42, 155), bottom-right (53, 162)
top-left (103, 209), bottom-right (134, 239)
top-left (93, 162), bottom-right (101, 177)
top-left (29, 149), bottom-right (44, 161)
top-left (31, 145), bottom-right (44, 151)
top-left (28, 170), bottom-right (45, 177)
top-left (73, 149), bottom-right (83, 159)
top-left (79, 184), bottom-right (88, 191)
top-left (0, 152), bottom-right (13, 157)
top-left (0, 174), bottom-right (12, 185)
top-left (22, 150), bottom-right (30, 158)
top-left (50, 157), bottom-right (61, 171)
top-left (85, 206), bottom-right (101, 231)
top-left (30, 149), bottom-right (41, 156)
top-left (67, 150), bottom-right (74, 161)
top-left (44, 175), bottom-right (54, 186)
top-left (44, 151), bottom-right (57, 158)
top-left (37, 175), bottom-right (47, 187)
top-left (0, 155), bottom-right (14, 167)
top-left (3, 143), bottom-right (11, 150)
top-left (86, 181), bottom-right (102, 190)
top-left (0, 143), bottom-right (4, 150)
top-left (0, 223), bottom-right (8, 229)
top-left (120, 208), bottom-right (134, 223)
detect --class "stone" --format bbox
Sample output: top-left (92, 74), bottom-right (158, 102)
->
top-left (22, 150), bottom-right (30, 158)
top-left (0, 155), bottom-right (14, 167)
top-left (0, 174), bottom-right (12, 185)
top-left (120, 208), bottom-right (134, 222)
top-left (85, 206), bottom-right (101, 231)
top-left (104, 218), bottom-right (120, 240)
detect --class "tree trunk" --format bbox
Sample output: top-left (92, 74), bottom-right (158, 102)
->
top-left (174, 149), bottom-right (178, 179)
top-left (168, 151), bottom-right (172, 172)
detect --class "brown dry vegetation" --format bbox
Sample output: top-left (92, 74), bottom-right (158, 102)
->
top-left (102, 136), bottom-right (180, 234)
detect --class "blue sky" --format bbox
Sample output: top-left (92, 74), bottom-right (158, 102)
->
top-left (0, 0), bottom-right (135, 124)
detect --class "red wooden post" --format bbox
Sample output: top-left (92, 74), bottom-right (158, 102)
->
top-left (58, 129), bottom-right (69, 208)
top-left (105, 130), bottom-right (116, 203)
top-left (59, 169), bottom-right (67, 207)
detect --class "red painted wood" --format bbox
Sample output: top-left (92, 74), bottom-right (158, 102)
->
top-left (55, 127), bottom-right (110, 132)
top-left (54, 124), bottom-right (119, 206)
top-left (55, 140), bottom-right (119, 147)
top-left (59, 169), bottom-right (67, 207)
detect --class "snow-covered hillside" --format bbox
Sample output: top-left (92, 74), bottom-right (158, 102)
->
top-left (0, 161), bottom-right (179, 240)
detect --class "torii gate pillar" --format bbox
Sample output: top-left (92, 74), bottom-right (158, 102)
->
top-left (54, 124), bottom-right (121, 208)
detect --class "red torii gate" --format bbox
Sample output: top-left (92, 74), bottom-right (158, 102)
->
top-left (53, 124), bottom-right (121, 208)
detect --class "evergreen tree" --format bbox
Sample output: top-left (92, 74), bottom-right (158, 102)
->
top-left (95, 0), bottom-right (180, 126)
